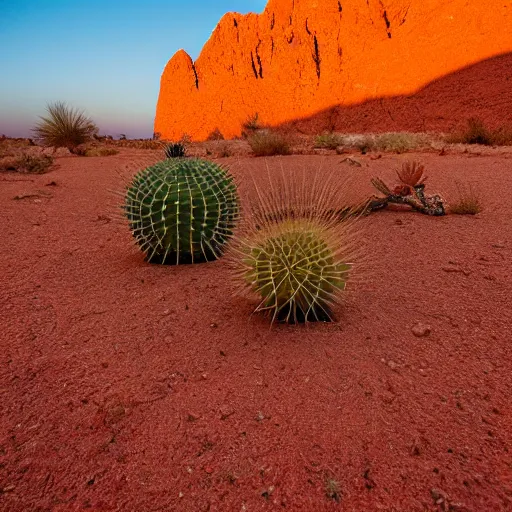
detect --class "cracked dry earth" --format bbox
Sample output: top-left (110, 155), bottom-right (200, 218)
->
top-left (1, 150), bottom-right (512, 511)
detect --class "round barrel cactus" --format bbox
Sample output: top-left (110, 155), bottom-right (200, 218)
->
top-left (230, 164), bottom-right (363, 324)
top-left (124, 158), bottom-right (239, 264)
top-left (239, 219), bottom-right (352, 323)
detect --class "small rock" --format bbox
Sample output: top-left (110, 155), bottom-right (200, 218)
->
top-left (255, 411), bottom-right (265, 422)
top-left (187, 412), bottom-right (200, 422)
top-left (387, 360), bottom-right (399, 371)
top-left (412, 322), bottom-right (431, 338)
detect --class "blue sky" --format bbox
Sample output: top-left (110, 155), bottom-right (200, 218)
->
top-left (0, 0), bottom-right (267, 138)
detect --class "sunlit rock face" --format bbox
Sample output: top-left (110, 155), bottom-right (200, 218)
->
top-left (154, 0), bottom-right (512, 141)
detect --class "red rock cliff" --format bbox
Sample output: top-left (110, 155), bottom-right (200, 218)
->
top-left (154, 0), bottom-right (512, 141)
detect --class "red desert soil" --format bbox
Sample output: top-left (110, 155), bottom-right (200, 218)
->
top-left (1, 150), bottom-right (512, 511)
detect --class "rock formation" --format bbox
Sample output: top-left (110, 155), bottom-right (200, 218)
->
top-left (154, 0), bottom-right (512, 141)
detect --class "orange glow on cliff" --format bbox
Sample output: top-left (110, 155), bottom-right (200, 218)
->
top-left (155, 0), bottom-right (512, 141)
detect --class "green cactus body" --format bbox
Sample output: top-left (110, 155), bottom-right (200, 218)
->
top-left (125, 158), bottom-right (239, 264)
top-left (241, 219), bottom-right (352, 323)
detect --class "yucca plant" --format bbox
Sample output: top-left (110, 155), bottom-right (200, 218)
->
top-left (164, 142), bottom-right (186, 159)
top-left (124, 158), bottom-right (239, 264)
top-left (230, 165), bottom-right (363, 323)
top-left (32, 102), bottom-right (98, 152)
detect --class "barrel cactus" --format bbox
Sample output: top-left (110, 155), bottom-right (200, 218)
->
top-left (124, 158), bottom-right (239, 264)
top-left (230, 166), bottom-right (363, 324)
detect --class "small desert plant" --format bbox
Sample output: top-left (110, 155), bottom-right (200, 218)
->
top-left (164, 142), bottom-right (186, 159)
top-left (314, 132), bottom-right (344, 149)
top-left (217, 143), bottom-right (232, 158)
top-left (207, 128), bottom-right (225, 141)
top-left (447, 118), bottom-right (512, 146)
top-left (248, 130), bottom-right (291, 157)
top-left (32, 102), bottom-right (98, 152)
top-left (229, 166), bottom-right (363, 323)
top-left (241, 113), bottom-right (262, 138)
top-left (124, 158), bottom-right (239, 264)
top-left (374, 132), bottom-right (420, 153)
top-left (0, 154), bottom-right (53, 174)
top-left (449, 182), bottom-right (482, 215)
top-left (325, 477), bottom-right (342, 503)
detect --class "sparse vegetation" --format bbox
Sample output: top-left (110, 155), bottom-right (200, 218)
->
top-left (373, 132), bottom-right (422, 153)
top-left (0, 154), bottom-right (54, 174)
top-left (314, 132), bottom-right (344, 149)
top-left (241, 113), bottom-right (262, 138)
top-left (446, 117), bottom-right (512, 146)
top-left (449, 182), bottom-right (482, 215)
top-left (217, 143), bottom-right (232, 158)
top-left (248, 130), bottom-right (291, 156)
top-left (32, 102), bottom-right (98, 152)
top-left (325, 478), bottom-right (342, 503)
top-left (207, 128), bottom-right (224, 141)
top-left (164, 142), bottom-right (186, 159)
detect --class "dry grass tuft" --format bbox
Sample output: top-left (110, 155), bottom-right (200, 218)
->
top-left (314, 132), bottom-right (344, 149)
top-left (241, 113), bottom-right (262, 138)
top-left (0, 154), bottom-right (54, 174)
top-left (373, 132), bottom-right (422, 153)
top-left (449, 182), bottom-right (482, 215)
top-left (446, 118), bottom-right (512, 146)
top-left (32, 102), bottom-right (98, 152)
top-left (248, 130), bottom-right (292, 157)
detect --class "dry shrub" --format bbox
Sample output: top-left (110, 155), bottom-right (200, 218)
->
top-left (32, 102), bottom-right (98, 151)
top-left (207, 128), bottom-right (224, 141)
top-left (248, 130), bottom-right (291, 156)
top-left (241, 113), bottom-right (262, 138)
top-left (314, 132), bottom-right (344, 149)
top-left (0, 154), bottom-right (54, 174)
top-left (449, 182), bottom-right (482, 215)
top-left (373, 132), bottom-right (422, 153)
top-left (446, 118), bottom-right (512, 146)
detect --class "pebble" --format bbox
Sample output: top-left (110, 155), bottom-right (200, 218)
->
top-left (412, 322), bottom-right (431, 338)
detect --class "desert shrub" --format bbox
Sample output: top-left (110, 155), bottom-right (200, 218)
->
top-left (491, 125), bottom-right (512, 146)
top-left (449, 182), bottom-right (482, 215)
top-left (446, 118), bottom-right (512, 146)
top-left (207, 128), bottom-right (224, 141)
top-left (217, 143), bottom-right (232, 158)
top-left (164, 142), bottom-right (186, 158)
top-left (373, 132), bottom-right (421, 153)
top-left (32, 102), bottom-right (98, 152)
top-left (0, 154), bottom-right (54, 174)
top-left (241, 113), bottom-right (262, 138)
top-left (314, 132), bottom-right (344, 149)
top-left (248, 130), bottom-right (291, 156)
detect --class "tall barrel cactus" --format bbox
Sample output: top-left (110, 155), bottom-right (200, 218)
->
top-left (125, 158), bottom-right (239, 264)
